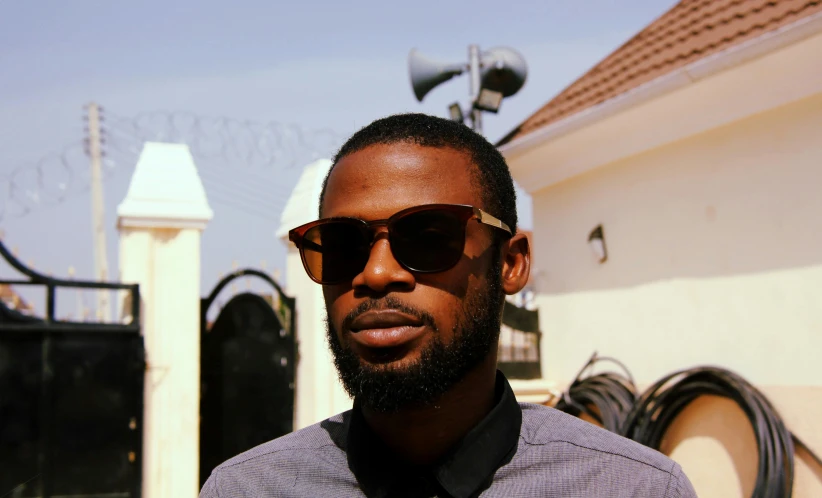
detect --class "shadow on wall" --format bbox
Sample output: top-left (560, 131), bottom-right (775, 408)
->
top-left (530, 93), bottom-right (822, 295)
top-left (659, 393), bottom-right (822, 497)
top-left (660, 396), bottom-right (758, 497)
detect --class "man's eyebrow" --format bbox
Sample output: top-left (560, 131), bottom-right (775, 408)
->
top-left (318, 212), bottom-right (365, 220)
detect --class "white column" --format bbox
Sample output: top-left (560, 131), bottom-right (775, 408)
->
top-left (277, 159), bottom-right (351, 430)
top-left (117, 142), bottom-right (213, 498)
top-left (285, 246), bottom-right (351, 429)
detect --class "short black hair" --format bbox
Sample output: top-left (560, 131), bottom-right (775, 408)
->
top-left (319, 113), bottom-right (517, 237)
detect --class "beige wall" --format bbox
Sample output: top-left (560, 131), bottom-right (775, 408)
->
top-left (527, 89), bottom-right (822, 496)
top-left (531, 92), bottom-right (822, 388)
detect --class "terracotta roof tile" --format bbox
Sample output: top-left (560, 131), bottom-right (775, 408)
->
top-left (499, 0), bottom-right (822, 146)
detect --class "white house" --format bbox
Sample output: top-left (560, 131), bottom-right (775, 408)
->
top-left (498, 1), bottom-right (822, 496)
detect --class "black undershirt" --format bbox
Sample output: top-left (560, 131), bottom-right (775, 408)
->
top-left (346, 370), bottom-right (523, 498)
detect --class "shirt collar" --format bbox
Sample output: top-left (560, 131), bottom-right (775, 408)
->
top-left (346, 371), bottom-right (522, 498)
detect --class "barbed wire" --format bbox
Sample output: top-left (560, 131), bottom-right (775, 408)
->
top-left (104, 110), bottom-right (344, 171)
top-left (0, 109), bottom-right (348, 223)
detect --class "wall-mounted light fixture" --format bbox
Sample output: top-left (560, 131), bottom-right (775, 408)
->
top-left (588, 225), bottom-right (607, 263)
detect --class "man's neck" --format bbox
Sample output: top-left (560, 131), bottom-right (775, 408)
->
top-left (360, 357), bottom-right (498, 466)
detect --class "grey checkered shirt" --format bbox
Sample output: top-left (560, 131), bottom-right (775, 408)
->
top-left (201, 382), bottom-right (696, 497)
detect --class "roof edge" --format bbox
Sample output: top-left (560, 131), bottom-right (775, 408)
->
top-left (495, 4), bottom-right (678, 148)
top-left (498, 8), bottom-right (822, 158)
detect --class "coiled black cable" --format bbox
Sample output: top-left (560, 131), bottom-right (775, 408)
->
top-left (619, 366), bottom-right (798, 498)
top-left (553, 352), bottom-right (638, 433)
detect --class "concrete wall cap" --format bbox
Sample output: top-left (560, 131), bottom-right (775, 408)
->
top-left (117, 142), bottom-right (213, 226)
top-left (276, 158), bottom-right (333, 241)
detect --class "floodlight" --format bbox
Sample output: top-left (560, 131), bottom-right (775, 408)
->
top-left (474, 88), bottom-right (504, 113)
top-left (448, 103), bottom-right (464, 123)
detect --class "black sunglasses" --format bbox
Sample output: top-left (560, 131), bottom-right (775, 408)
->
top-left (288, 203), bottom-right (512, 285)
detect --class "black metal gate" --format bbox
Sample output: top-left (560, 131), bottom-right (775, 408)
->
top-left (0, 241), bottom-right (144, 498)
top-left (199, 269), bottom-right (296, 486)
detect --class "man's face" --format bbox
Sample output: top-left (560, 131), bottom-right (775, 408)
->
top-left (321, 142), bottom-right (505, 412)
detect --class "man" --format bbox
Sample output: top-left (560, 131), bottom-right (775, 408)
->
top-left (200, 114), bottom-right (696, 497)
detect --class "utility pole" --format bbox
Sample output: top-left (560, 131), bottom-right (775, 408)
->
top-left (467, 44), bottom-right (483, 135)
top-left (86, 102), bottom-right (111, 322)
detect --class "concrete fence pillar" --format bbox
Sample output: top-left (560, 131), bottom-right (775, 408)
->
top-left (117, 142), bottom-right (212, 498)
top-left (277, 158), bottom-right (351, 430)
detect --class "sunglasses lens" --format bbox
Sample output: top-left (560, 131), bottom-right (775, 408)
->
top-left (302, 222), bottom-right (370, 283)
top-left (391, 209), bottom-right (465, 272)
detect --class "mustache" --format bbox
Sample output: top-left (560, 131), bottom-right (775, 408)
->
top-left (340, 296), bottom-right (438, 334)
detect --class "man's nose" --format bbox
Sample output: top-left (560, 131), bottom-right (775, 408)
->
top-left (352, 237), bottom-right (415, 294)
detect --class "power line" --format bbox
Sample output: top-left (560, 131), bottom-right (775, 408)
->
top-left (197, 165), bottom-right (294, 201)
top-left (201, 179), bottom-right (285, 215)
top-left (205, 191), bottom-right (282, 222)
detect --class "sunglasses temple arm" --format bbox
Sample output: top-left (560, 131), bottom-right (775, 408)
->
top-left (476, 209), bottom-right (512, 235)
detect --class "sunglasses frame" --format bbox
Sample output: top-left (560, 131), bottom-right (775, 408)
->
top-left (288, 203), bottom-right (512, 285)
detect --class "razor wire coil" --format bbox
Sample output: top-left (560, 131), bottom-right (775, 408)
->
top-left (0, 109), bottom-right (347, 222)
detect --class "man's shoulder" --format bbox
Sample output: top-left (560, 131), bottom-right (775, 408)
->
top-left (513, 403), bottom-right (696, 497)
top-left (217, 411), bottom-right (350, 470)
top-left (199, 411), bottom-right (354, 497)
top-left (519, 403), bottom-right (671, 468)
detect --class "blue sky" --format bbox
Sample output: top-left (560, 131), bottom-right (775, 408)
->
top-left (0, 0), bottom-right (675, 316)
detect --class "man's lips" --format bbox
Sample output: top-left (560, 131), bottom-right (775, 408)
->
top-left (348, 310), bottom-right (426, 349)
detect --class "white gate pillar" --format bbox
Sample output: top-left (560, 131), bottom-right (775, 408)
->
top-left (277, 159), bottom-right (351, 430)
top-left (117, 142), bottom-right (212, 498)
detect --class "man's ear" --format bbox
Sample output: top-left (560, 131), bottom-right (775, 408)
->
top-left (501, 232), bottom-right (531, 295)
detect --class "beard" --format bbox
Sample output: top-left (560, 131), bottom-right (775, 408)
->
top-left (326, 253), bottom-right (505, 413)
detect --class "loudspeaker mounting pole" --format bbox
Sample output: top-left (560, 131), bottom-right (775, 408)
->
top-left (408, 44), bottom-right (527, 139)
top-left (468, 44), bottom-right (483, 135)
